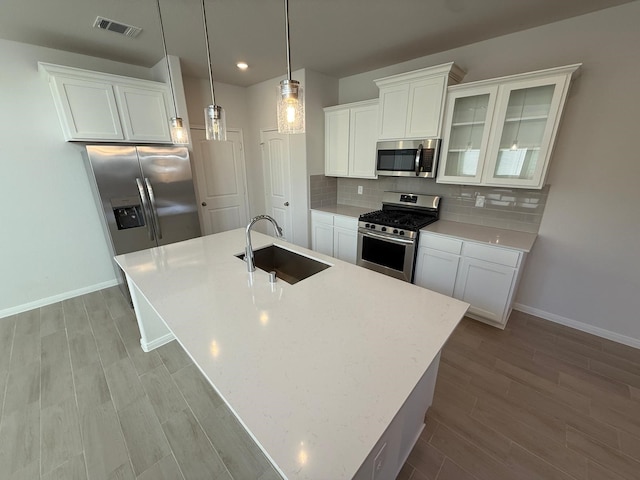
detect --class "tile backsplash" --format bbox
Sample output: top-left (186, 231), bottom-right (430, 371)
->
top-left (333, 177), bottom-right (549, 233)
top-left (309, 175), bottom-right (338, 208)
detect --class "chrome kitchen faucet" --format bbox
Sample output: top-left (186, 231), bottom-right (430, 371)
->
top-left (245, 215), bottom-right (283, 272)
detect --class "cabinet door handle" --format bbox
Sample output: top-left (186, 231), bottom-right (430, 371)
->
top-left (284, 202), bottom-right (290, 206)
top-left (201, 202), bottom-right (207, 206)
top-left (415, 144), bottom-right (423, 176)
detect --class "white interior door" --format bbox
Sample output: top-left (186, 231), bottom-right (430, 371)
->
top-left (191, 128), bottom-right (249, 235)
top-left (261, 130), bottom-right (292, 241)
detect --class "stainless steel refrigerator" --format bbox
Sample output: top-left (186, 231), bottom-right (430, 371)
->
top-left (84, 145), bottom-right (201, 298)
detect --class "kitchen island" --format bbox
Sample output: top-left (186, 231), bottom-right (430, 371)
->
top-left (115, 229), bottom-right (468, 480)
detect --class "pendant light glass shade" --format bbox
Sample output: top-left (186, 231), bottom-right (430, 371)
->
top-left (277, 79), bottom-right (305, 134)
top-left (201, 0), bottom-right (226, 141)
top-left (205, 105), bottom-right (227, 141)
top-left (277, 0), bottom-right (305, 134)
top-left (169, 117), bottom-right (189, 144)
top-left (157, 0), bottom-right (189, 145)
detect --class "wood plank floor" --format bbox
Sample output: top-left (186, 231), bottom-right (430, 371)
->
top-left (0, 287), bottom-right (280, 480)
top-left (1, 288), bottom-right (639, 479)
top-left (399, 311), bottom-right (640, 480)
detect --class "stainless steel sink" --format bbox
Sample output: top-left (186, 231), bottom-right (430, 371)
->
top-left (236, 245), bottom-right (331, 284)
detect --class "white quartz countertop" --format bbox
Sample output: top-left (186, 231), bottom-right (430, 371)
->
top-left (422, 220), bottom-right (538, 252)
top-left (310, 204), bottom-right (372, 218)
top-left (115, 229), bottom-right (468, 480)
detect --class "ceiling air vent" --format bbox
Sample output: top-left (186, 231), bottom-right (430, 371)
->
top-left (93, 16), bottom-right (142, 38)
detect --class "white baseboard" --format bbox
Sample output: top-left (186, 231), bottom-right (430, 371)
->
top-left (0, 279), bottom-right (119, 319)
top-left (141, 332), bottom-right (175, 352)
top-left (513, 303), bottom-right (640, 350)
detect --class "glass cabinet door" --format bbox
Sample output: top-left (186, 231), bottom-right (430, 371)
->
top-left (438, 86), bottom-right (498, 184)
top-left (485, 75), bottom-right (567, 187)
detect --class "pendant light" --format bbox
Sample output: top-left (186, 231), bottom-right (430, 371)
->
top-left (201, 0), bottom-right (226, 141)
top-left (277, 0), bottom-right (305, 134)
top-left (156, 0), bottom-right (189, 145)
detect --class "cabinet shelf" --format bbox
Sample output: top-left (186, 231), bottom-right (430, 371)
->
top-left (504, 115), bottom-right (548, 123)
top-left (497, 146), bottom-right (541, 152)
top-left (451, 121), bottom-right (487, 127)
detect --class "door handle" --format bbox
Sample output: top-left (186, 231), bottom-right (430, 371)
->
top-left (284, 202), bottom-right (290, 206)
top-left (135, 178), bottom-right (154, 241)
top-left (201, 202), bottom-right (207, 206)
top-left (144, 178), bottom-right (163, 240)
top-left (415, 144), bottom-right (423, 176)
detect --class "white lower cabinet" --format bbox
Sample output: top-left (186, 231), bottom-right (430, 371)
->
top-left (415, 232), bottom-right (525, 328)
top-left (310, 211), bottom-right (358, 264)
top-left (333, 216), bottom-right (358, 264)
top-left (454, 257), bottom-right (518, 325)
top-left (311, 211), bottom-right (334, 257)
top-left (414, 234), bottom-right (462, 296)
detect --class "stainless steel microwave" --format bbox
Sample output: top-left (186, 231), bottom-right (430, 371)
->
top-left (376, 139), bottom-right (441, 178)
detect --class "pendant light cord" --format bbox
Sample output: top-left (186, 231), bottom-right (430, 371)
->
top-left (156, 0), bottom-right (179, 117)
top-left (284, 0), bottom-right (292, 81)
top-left (201, 0), bottom-right (217, 106)
top-left (513, 89), bottom-right (527, 147)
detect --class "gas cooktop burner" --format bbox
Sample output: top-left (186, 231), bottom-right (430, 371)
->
top-left (358, 192), bottom-right (441, 239)
top-left (359, 210), bottom-right (438, 231)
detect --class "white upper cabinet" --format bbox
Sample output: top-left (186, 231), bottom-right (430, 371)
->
top-left (438, 64), bottom-right (581, 189)
top-left (437, 85), bottom-right (498, 184)
top-left (47, 75), bottom-right (124, 141)
top-left (114, 84), bottom-right (172, 142)
top-left (324, 100), bottom-right (378, 179)
top-left (374, 63), bottom-right (465, 141)
top-left (39, 62), bottom-right (172, 143)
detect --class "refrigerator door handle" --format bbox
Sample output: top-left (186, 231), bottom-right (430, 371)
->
top-left (144, 177), bottom-right (163, 240)
top-left (135, 177), bottom-right (155, 241)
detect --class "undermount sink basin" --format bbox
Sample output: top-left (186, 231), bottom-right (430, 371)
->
top-left (236, 245), bottom-right (331, 284)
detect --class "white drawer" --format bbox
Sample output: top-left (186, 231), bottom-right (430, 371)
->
top-left (311, 210), bottom-right (334, 226)
top-left (420, 234), bottom-right (463, 255)
top-left (463, 242), bottom-right (521, 268)
top-left (334, 215), bottom-right (357, 230)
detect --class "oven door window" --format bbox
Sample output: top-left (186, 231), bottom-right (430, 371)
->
top-left (361, 235), bottom-right (406, 271)
top-left (377, 149), bottom-right (417, 172)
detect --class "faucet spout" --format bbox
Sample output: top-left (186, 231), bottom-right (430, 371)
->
top-left (245, 215), bottom-right (283, 272)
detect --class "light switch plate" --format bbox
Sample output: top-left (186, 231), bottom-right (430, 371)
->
top-left (475, 195), bottom-right (485, 208)
top-left (358, 185), bottom-right (363, 195)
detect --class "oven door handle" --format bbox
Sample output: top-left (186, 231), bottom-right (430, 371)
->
top-left (414, 143), bottom-right (423, 176)
top-left (362, 230), bottom-right (415, 245)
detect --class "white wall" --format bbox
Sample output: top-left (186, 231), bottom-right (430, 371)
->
top-left (0, 39), bottom-right (158, 316)
top-left (244, 69), bottom-right (338, 248)
top-left (340, 3), bottom-right (640, 345)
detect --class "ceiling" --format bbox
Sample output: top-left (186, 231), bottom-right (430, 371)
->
top-left (0, 0), bottom-right (635, 87)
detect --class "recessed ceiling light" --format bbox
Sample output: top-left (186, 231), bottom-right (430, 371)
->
top-left (237, 62), bottom-right (249, 70)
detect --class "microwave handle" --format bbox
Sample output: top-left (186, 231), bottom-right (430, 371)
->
top-left (414, 144), bottom-right (423, 176)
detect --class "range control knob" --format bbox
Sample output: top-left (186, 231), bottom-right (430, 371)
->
top-left (381, 227), bottom-right (387, 232)
top-left (399, 230), bottom-right (405, 236)
top-left (393, 229), bottom-right (398, 234)
top-left (370, 224), bottom-right (376, 229)
top-left (365, 223), bottom-right (370, 228)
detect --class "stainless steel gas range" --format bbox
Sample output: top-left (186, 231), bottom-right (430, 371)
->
top-left (357, 192), bottom-right (440, 282)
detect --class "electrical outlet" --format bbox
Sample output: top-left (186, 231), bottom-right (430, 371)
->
top-left (475, 195), bottom-right (485, 208)
top-left (372, 442), bottom-right (387, 480)
top-left (358, 185), bottom-right (363, 195)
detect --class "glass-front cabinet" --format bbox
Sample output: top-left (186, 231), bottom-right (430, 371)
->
top-left (438, 64), bottom-right (580, 189)
top-left (438, 85), bottom-right (498, 184)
